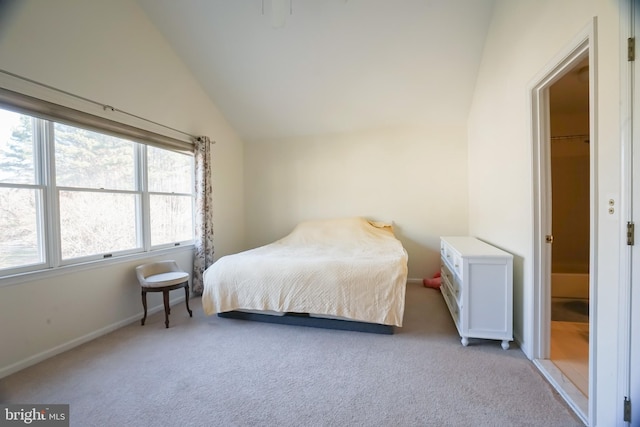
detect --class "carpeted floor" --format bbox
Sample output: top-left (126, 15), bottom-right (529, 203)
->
top-left (0, 283), bottom-right (583, 427)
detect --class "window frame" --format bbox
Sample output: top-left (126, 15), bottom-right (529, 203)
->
top-left (0, 97), bottom-right (196, 282)
top-left (0, 183), bottom-right (49, 274)
top-left (0, 115), bottom-right (49, 274)
top-left (56, 187), bottom-right (144, 265)
top-left (144, 144), bottom-right (196, 250)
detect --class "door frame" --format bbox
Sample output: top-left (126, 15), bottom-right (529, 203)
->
top-left (529, 19), bottom-right (597, 425)
top-left (621, 0), bottom-right (637, 424)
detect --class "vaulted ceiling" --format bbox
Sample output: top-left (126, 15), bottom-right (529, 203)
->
top-left (137, 0), bottom-right (496, 143)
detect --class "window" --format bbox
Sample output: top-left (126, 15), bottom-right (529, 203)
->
top-left (55, 123), bottom-right (140, 261)
top-left (0, 107), bottom-right (195, 276)
top-left (147, 146), bottom-right (194, 247)
top-left (0, 109), bottom-right (44, 272)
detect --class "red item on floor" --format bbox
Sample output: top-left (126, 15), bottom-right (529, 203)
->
top-left (423, 271), bottom-right (441, 289)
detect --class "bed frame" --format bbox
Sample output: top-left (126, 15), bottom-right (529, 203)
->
top-left (218, 311), bottom-right (394, 334)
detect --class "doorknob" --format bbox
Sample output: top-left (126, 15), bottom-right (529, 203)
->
top-left (545, 235), bottom-right (554, 243)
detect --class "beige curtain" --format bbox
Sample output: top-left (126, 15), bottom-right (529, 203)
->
top-left (192, 136), bottom-right (214, 294)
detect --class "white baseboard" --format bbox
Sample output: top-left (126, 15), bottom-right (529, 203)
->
top-left (513, 331), bottom-right (527, 356)
top-left (0, 296), bottom-right (185, 379)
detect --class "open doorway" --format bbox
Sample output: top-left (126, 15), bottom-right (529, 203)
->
top-left (548, 58), bottom-right (590, 398)
top-left (530, 24), bottom-right (595, 425)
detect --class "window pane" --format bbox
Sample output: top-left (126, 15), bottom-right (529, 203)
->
top-left (55, 123), bottom-right (135, 190)
top-left (150, 194), bottom-right (193, 246)
top-left (0, 187), bottom-right (44, 269)
top-left (0, 108), bottom-right (35, 184)
top-left (59, 191), bottom-right (138, 259)
top-left (147, 146), bottom-right (193, 193)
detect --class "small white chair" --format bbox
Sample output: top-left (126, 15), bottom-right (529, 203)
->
top-left (136, 260), bottom-right (193, 328)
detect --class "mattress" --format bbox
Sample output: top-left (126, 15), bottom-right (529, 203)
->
top-left (201, 217), bottom-right (409, 327)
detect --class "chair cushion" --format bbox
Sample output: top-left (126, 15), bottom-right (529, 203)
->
top-left (142, 271), bottom-right (189, 288)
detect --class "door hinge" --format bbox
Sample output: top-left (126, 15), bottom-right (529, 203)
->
top-left (628, 222), bottom-right (635, 246)
top-left (624, 397), bottom-right (631, 423)
top-left (629, 37), bottom-right (636, 61)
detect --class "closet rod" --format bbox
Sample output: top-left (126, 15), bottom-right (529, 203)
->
top-left (550, 134), bottom-right (590, 140)
top-left (0, 68), bottom-right (213, 143)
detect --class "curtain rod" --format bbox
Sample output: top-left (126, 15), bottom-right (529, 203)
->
top-left (0, 68), bottom-right (213, 143)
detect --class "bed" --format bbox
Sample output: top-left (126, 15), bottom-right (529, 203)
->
top-left (201, 217), bottom-right (409, 334)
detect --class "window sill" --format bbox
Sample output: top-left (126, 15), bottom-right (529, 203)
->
top-left (0, 244), bottom-right (195, 289)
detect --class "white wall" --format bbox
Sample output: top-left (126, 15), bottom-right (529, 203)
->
top-left (467, 0), bottom-right (622, 424)
top-left (244, 125), bottom-right (469, 280)
top-left (0, 0), bottom-right (244, 376)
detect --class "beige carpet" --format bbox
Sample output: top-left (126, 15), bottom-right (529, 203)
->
top-left (0, 283), bottom-right (582, 427)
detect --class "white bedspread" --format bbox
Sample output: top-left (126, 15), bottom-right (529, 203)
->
top-left (202, 217), bottom-right (409, 326)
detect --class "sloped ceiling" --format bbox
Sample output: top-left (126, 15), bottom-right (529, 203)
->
top-left (137, 0), bottom-right (496, 143)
